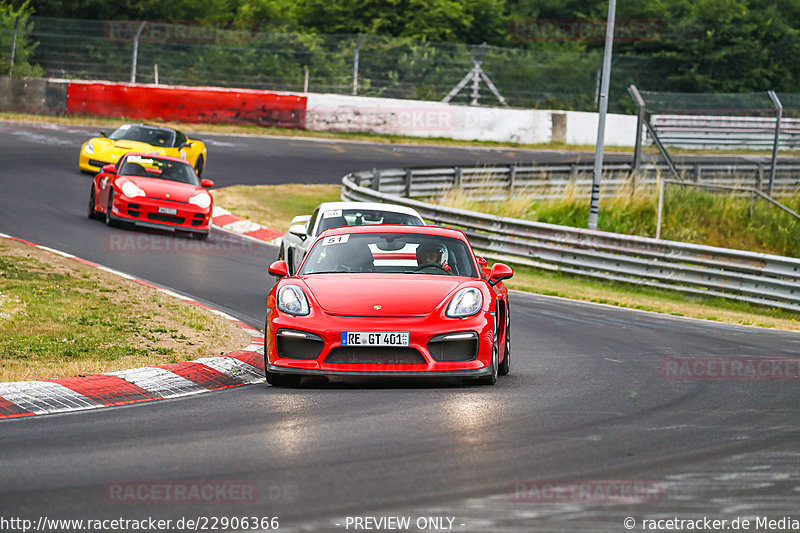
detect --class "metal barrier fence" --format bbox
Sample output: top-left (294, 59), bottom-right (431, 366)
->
top-left (341, 165), bottom-right (800, 312)
top-left (0, 16), bottom-right (670, 112)
top-left (349, 162), bottom-right (800, 201)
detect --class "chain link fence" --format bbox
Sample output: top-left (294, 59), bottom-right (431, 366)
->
top-left (0, 16), bottom-right (671, 112)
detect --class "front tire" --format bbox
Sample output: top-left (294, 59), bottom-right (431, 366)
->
top-left (194, 155), bottom-right (205, 177)
top-left (499, 302), bottom-right (511, 376)
top-left (105, 190), bottom-right (117, 227)
top-left (88, 187), bottom-right (101, 220)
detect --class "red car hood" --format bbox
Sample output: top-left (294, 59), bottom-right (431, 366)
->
top-left (123, 176), bottom-right (201, 203)
top-left (303, 275), bottom-right (463, 316)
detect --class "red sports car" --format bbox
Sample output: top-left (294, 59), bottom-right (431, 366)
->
top-left (87, 152), bottom-right (214, 240)
top-left (265, 225), bottom-right (513, 386)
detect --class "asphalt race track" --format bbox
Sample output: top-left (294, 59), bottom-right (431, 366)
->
top-left (1, 121), bottom-right (800, 532)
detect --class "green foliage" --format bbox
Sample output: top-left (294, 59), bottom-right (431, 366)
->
top-left (14, 0), bottom-right (800, 108)
top-left (0, 1), bottom-right (42, 76)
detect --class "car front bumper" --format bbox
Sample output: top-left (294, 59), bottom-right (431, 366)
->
top-left (109, 194), bottom-right (211, 233)
top-left (265, 309), bottom-right (496, 376)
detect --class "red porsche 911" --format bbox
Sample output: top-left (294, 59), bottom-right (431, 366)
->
top-left (265, 225), bottom-right (513, 386)
top-left (87, 152), bottom-right (214, 240)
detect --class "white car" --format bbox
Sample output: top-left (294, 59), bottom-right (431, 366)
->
top-left (279, 202), bottom-right (425, 274)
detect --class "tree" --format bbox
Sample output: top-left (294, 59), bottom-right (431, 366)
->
top-left (1, 0), bottom-right (42, 76)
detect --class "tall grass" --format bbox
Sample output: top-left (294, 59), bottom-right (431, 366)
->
top-left (434, 180), bottom-right (800, 258)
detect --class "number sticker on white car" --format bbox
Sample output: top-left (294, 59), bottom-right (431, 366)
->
top-left (322, 235), bottom-right (349, 246)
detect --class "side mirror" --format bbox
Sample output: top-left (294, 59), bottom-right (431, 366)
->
top-left (488, 263), bottom-right (513, 287)
top-left (268, 260), bottom-right (289, 278)
top-left (200, 178), bottom-right (214, 188)
top-left (477, 257), bottom-right (490, 279)
top-left (288, 224), bottom-right (307, 241)
top-left (102, 163), bottom-right (116, 174)
top-left (179, 142), bottom-right (193, 150)
top-left (289, 214), bottom-right (311, 227)
top-left (99, 131), bottom-right (106, 137)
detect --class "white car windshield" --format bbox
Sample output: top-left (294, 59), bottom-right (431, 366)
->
top-left (119, 156), bottom-right (199, 185)
top-left (299, 232), bottom-right (478, 278)
top-left (316, 209), bottom-right (423, 235)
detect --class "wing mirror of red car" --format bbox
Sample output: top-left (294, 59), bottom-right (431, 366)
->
top-left (268, 260), bottom-right (290, 278)
top-left (476, 256), bottom-right (490, 279)
top-left (488, 263), bottom-right (513, 286)
top-left (200, 178), bottom-right (214, 188)
top-left (102, 163), bottom-right (116, 174)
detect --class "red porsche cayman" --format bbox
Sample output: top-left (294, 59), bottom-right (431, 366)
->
top-left (265, 225), bottom-right (513, 386)
top-left (88, 152), bottom-right (214, 240)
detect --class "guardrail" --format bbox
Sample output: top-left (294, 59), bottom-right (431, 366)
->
top-left (650, 114), bottom-right (800, 150)
top-left (348, 161), bottom-right (800, 201)
top-left (342, 165), bottom-right (800, 313)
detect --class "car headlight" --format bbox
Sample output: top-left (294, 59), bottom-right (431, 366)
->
top-left (189, 191), bottom-right (212, 209)
top-left (446, 287), bottom-right (483, 318)
top-left (277, 285), bottom-right (310, 316)
top-left (84, 140), bottom-right (94, 155)
top-left (120, 181), bottom-right (145, 198)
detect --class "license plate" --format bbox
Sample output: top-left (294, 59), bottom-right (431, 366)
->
top-left (341, 331), bottom-right (409, 347)
top-left (158, 206), bottom-right (177, 215)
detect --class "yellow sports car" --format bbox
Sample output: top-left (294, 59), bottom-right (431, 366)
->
top-left (79, 123), bottom-right (208, 176)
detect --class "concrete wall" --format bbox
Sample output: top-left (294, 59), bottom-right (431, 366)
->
top-left (306, 93), bottom-right (639, 146)
top-left (564, 110), bottom-right (640, 146)
top-left (0, 76), bottom-right (66, 114)
top-left (65, 81), bottom-right (306, 128)
top-left (0, 77), bottom-right (640, 146)
top-left (305, 93), bottom-right (554, 144)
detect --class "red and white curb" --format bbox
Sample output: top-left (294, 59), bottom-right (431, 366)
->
top-left (211, 206), bottom-right (283, 245)
top-left (0, 232), bottom-right (265, 420)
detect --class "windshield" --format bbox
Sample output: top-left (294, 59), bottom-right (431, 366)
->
top-left (316, 209), bottom-right (423, 235)
top-left (299, 232), bottom-right (478, 278)
top-left (109, 124), bottom-right (175, 147)
top-left (118, 155), bottom-right (200, 185)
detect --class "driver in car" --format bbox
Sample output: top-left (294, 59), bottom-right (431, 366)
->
top-left (415, 242), bottom-right (452, 274)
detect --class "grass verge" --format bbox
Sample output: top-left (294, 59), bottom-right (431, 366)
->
top-left (0, 237), bottom-right (251, 382)
top-left (213, 183), bottom-right (800, 331)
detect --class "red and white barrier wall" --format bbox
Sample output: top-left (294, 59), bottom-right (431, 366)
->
top-left (65, 81), bottom-right (307, 128)
top-left (2, 77), bottom-right (639, 145)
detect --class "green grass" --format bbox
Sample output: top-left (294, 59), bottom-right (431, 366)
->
top-left (213, 184), bottom-right (341, 232)
top-left (0, 240), bottom-right (250, 381)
